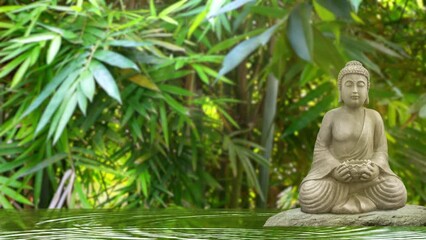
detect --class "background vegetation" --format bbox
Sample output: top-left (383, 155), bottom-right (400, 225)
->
top-left (0, 0), bottom-right (424, 209)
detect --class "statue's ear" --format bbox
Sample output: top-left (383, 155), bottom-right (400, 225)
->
top-left (338, 91), bottom-right (343, 103)
top-left (365, 95), bottom-right (369, 105)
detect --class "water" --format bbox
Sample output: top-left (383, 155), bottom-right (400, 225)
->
top-left (0, 209), bottom-right (425, 239)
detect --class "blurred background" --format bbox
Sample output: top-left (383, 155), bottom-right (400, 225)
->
top-left (0, 0), bottom-right (424, 210)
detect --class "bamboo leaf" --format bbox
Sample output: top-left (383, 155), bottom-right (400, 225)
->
top-left (130, 119), bottom-right (143, 141)
top-left (160, 102), bottom-right (169, 148)
top-left (48, 5), bottom-right (80, 12)
top-left (158, 84), bottom-right (193, 96)
top-left (1, 186), bottom-right (33, 205)
top-left (217, 107), bottom-right (239, 129)
top-left (0, 5), bottom-right (22, 13)
top-left (74, 180), bottom-right (91, 208)
top-left (48, 104), bottom-right (65, 139)
top-left (201, 171), bottom-right (222, 189)
top-left (207, 0), bottom-right (255, 19)
top-left (250, 6), bottom-right (287, 18)
top-left (0, 176), bottom-right (31, 189)
top-left (223, 136), bottom-right (237, 176)
top-left (79, 70), bottom-right (96, 101)
top-left (107, 40), bottom-right (152, 48)
top-left (94, 50), bottom-right (139, 71)
top-left (203, 65), bottom-right (233, 84)
top-left (29, 45), bottom-right (41, 66)
top-left (364, 39), bottom-right (403, 59)
top-left (53, 93), bottom-right (78, 144)
top-left (128, 73), bottom-right (160, 91)
top-left (217, 23), bottom-right (279, 78)
top-left (150, 39), bottom-right (186, 52)
top-left (159, 0), bottom-right (187, 17)
top-left (0, 43), bottom-right (34, 63)
top-left (150, 68), bottom-right (192, 82)
top-left (0, 51), bottom-right (31, 78)
top-left (149, 0), bottom-right (157, 17)
top-left (38, 23), bottom-right (78, 40)
top-left (287, 3), bottom-right (313, 62)
top-left (22, 60), bottom-right (80, 118)
top-left (35, 71), bottom-right (79, 134)
top-left (343, 45), bottom-right (382, 76)
top-left (77, 87), bottom-right (88, 115)
top-left (163, 93), bottom-right (188, 116)
top-left (11, 58), bottom-right (30, 88)
top-left (192, 64), bottom-right (209, 84)
top-left (16, 153), bottom-right (67, 178)
top-left (47, 35), bottom-right (62, 64)
top-left (12, 33), bottom-right (56, 44)
top-left (0, 194), bottom-right (13, 209)
top-left (0, 143), bottom-right (23, 156)
top-left (315, 0), bottom-right (352, 19)
top-left (366, 32), bottom-right (409, 57)
top-left (188, 8), bottom-right (207, 38)
top-left (0, 22), bottom-right (14, 28)
top-left (74, 159), bottom-right (126, 177)
top-left (350, 0), bottom-right (362, 13)
top-left (208, 28), bottom-right (264, 54)
top-left (247, 150), bottom-right (269, 166)
top-left (313, 0), bottom-right (335, 21)
top-left (0, 157), bottom-right (26, 174)
top-left (139, 170), bottom-right (151, 197)
top-left (238, 152), bottom-right (264, 200)
top-left (260, 74), bottom-right (278, 168)
top-left (90, 60), bottom-right (122, 104)
top-left (160, 16), bottom-right (178, 25)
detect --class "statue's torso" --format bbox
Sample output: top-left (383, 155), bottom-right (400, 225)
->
top-left (330, 108), bottom-right (371, 161)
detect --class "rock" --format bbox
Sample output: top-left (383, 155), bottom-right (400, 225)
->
top-left (264, 205), bottom-right (426, 227)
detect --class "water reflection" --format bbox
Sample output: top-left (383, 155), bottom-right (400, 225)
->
top-left (0, 210), bottom-right (425, 239)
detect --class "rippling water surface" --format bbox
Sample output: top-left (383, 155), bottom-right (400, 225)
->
top-left (0, 209), bottom-right (425, 239)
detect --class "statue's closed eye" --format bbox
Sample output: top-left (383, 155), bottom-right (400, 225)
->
top-left (344, 81), bottom-right (366, 87)
top-left (344, 82), bottom-right (353, 87)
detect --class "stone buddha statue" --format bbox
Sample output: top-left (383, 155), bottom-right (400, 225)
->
top-left (299, 61), bottom-right (407, 214)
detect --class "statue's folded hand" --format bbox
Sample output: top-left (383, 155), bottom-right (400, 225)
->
top-left (360, 162), bottom-right (380, 181)
top-left (332, 164), bottom-right (352, 183)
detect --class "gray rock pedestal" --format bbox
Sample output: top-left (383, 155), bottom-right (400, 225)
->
top-left (264, 205), bottom-right (426, 227)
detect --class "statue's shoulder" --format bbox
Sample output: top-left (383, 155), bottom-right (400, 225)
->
top-left (324, 108), bottom-right (340, 118)
top-left (365, 108), bottom-right (384, 122)
top-left (321, 108), bottom-right (340, 124)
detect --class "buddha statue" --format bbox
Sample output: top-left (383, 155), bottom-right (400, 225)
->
top-left (299, 61), bottom-right (407, 214)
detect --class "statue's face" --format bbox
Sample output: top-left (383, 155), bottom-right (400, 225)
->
top-left (341, 74), bottom-right (368, 108)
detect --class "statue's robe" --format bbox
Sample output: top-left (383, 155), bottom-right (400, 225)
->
top-left (299, 109), bottom-right (406, 213)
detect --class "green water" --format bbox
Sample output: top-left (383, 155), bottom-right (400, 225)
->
top-left (0, 209), bottom-right (425, 239)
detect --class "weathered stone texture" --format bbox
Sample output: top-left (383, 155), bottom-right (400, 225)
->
top-left (264, 205), bottom-right (426, 227)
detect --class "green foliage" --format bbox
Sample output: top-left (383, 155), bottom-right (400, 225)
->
top-left (0, 0), bottom-right (424, 209)
top-left (0, 0), bottom-right (267, 209)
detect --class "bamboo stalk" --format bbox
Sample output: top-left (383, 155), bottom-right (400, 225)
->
top-left (258, 74), bottom-right (279, 208)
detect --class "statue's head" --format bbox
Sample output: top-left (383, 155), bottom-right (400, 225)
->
top-left (337, 61), bottom-right (370, 107)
